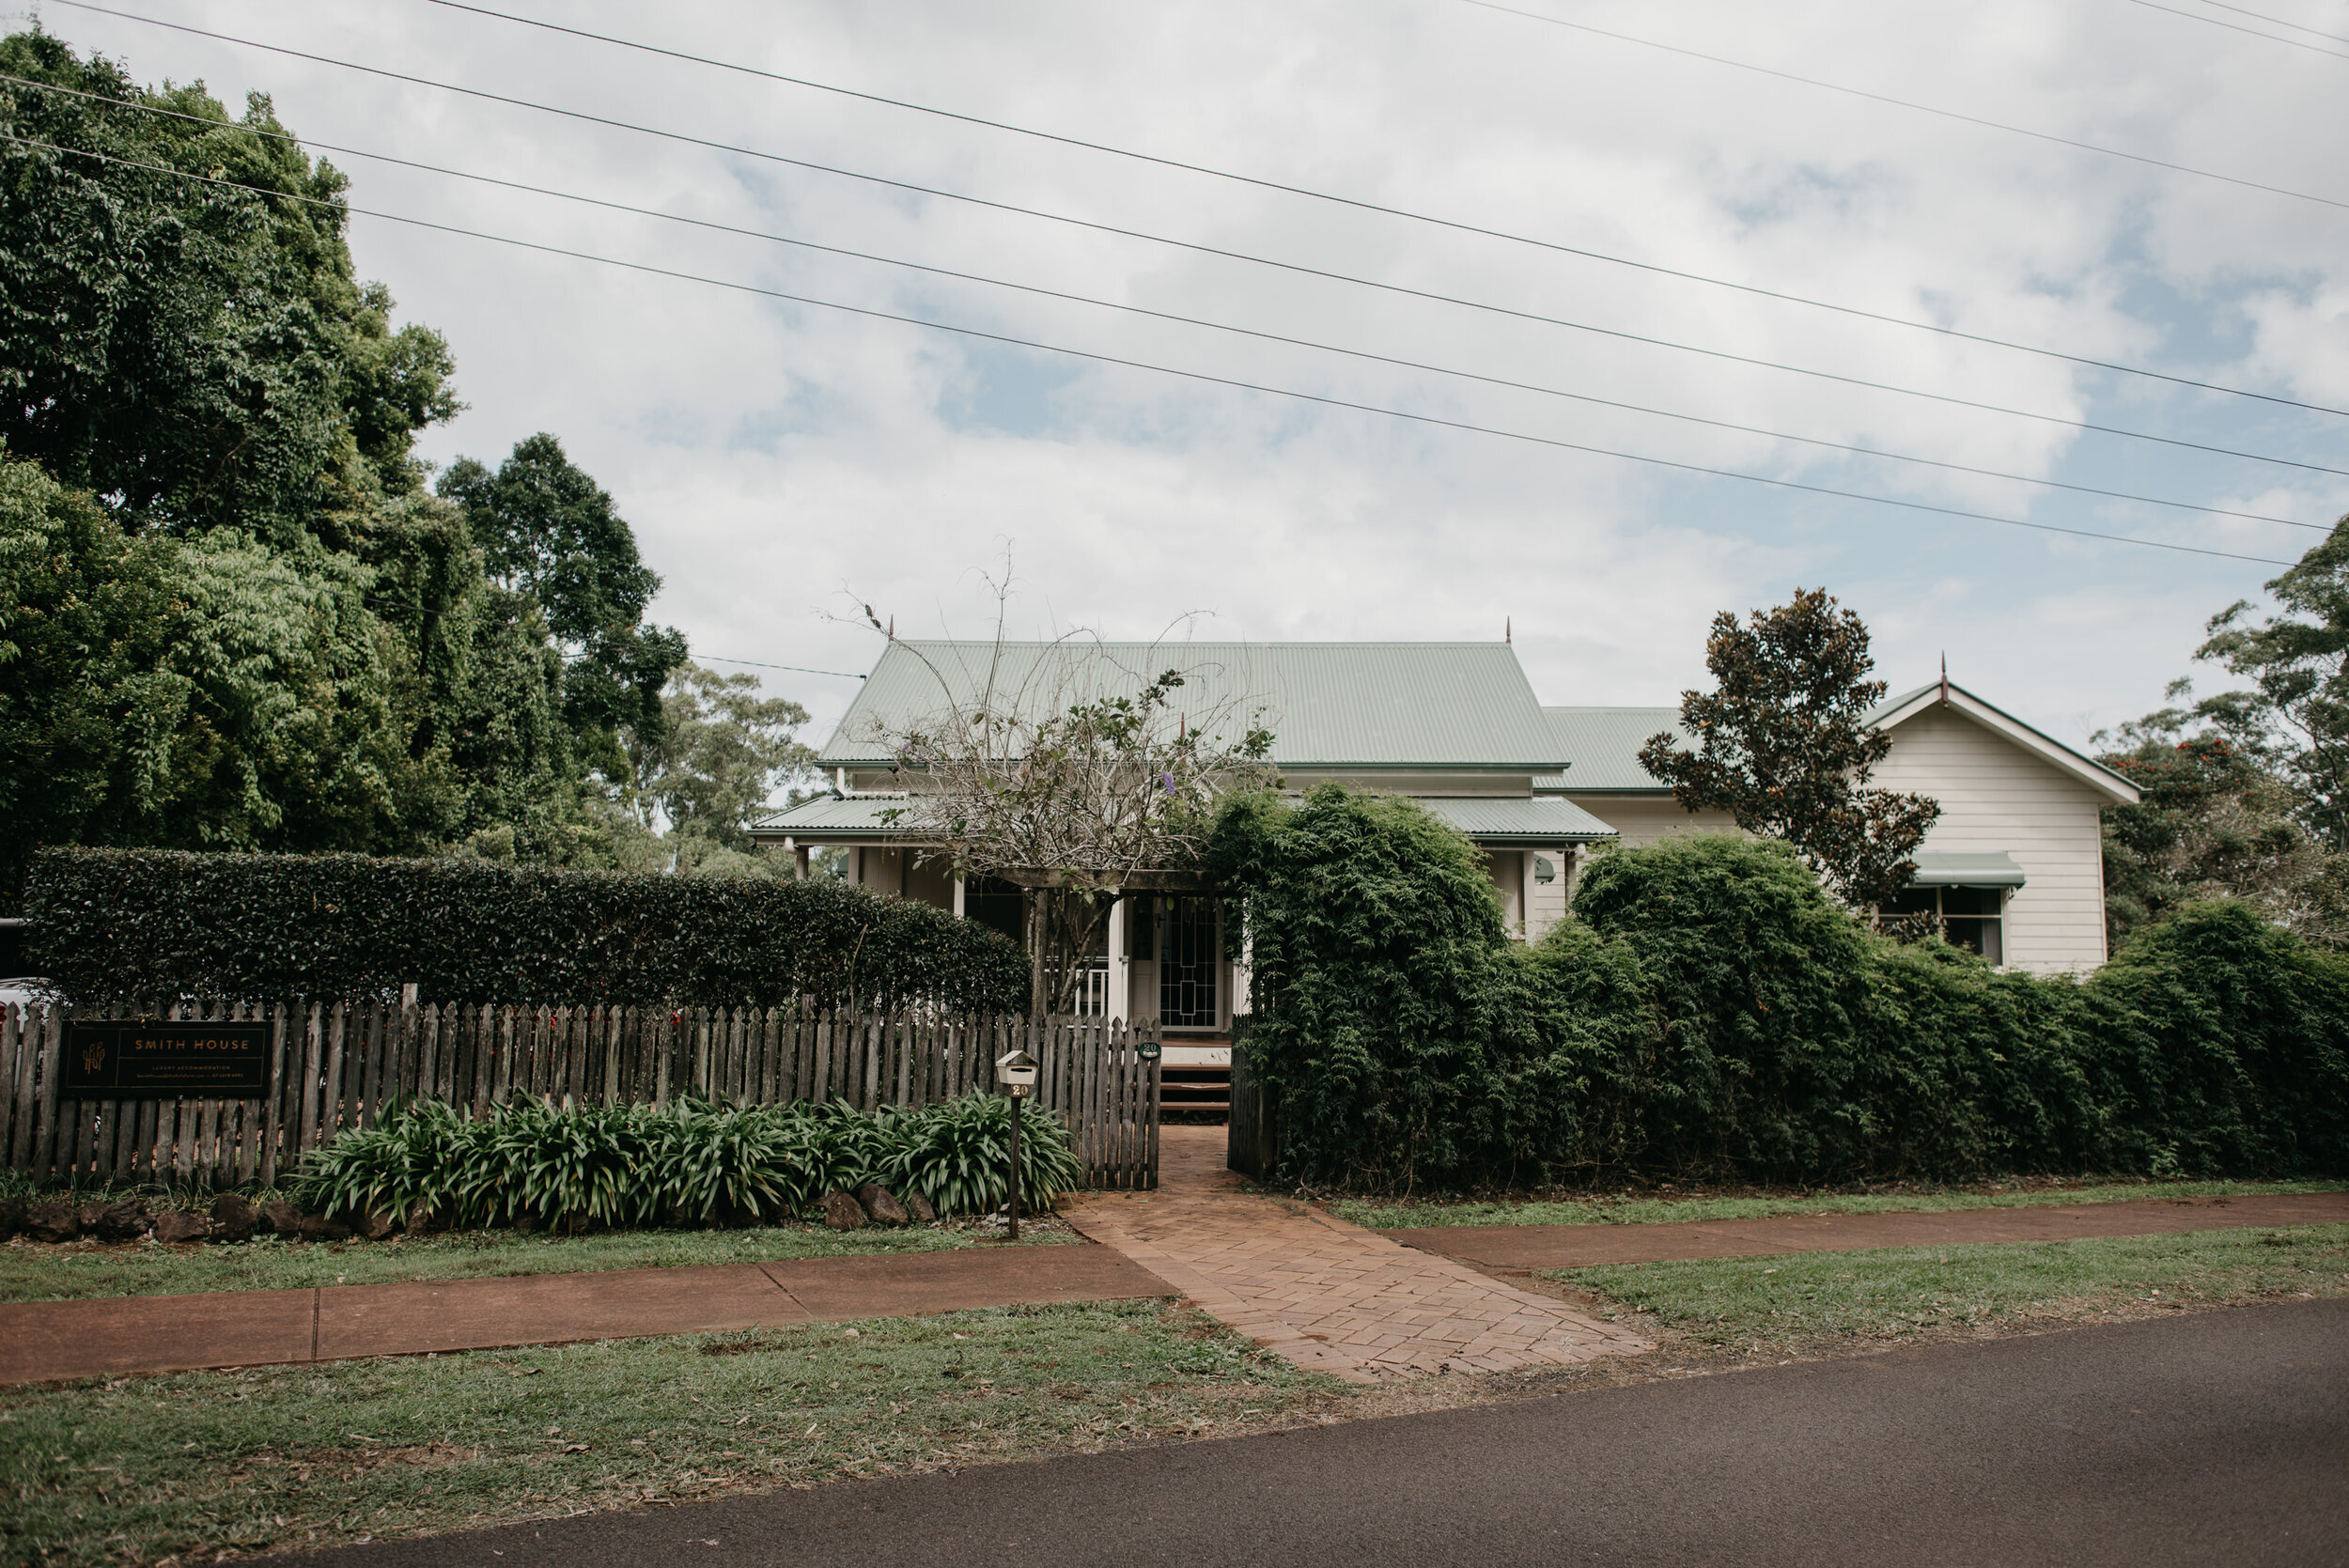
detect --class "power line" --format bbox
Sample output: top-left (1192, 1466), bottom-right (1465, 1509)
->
top-left (1458, 0), bottom-right (2349, 214)
top-left (2, 132), bottom-right (2300, 569)
top-left (409, 0), bottom-right (2349, 417)
top-left (7, 77), bottom-right (2329, 530)
top-left (50, 0), bottom-right (2348, 423)
top-left (357, 585), bottom-right (866, 679)
top-left (2120, 0), bottom-right (2349, 58)
top-left (2193, 0), bottom-right (2349, 48)
top-left (19, 23), bottom-right (2345, 482)
top-left (696, 654), bottom-right (866, 679)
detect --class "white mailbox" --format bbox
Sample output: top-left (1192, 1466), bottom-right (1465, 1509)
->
top-left (996, 1048), bottom-right (1038, 1098)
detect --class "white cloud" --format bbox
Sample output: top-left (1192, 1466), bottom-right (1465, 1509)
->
top-left (46, 0), bottom-right (2349, 752)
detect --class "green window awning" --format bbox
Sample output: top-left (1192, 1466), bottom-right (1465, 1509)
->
top-left (1909, 852), bottom-right (2025, 889)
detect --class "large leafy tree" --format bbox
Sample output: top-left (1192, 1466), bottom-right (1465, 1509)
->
top-left (1637, 588), bottom-right (1940, 908)
top-left (0, 33), bottom-right (458, 545)
top-left (0, 457), bottom-right (448, 898)
top-left (2092, 514), bottom-right (2349, 949)
top-left (2198, 515), bottom-right (2349, 851)
top-left (2095, 693), bottom-right (2342, 949)
top-left (0, 32), bottom-right (699, 893)
top-left (437, 434), bottom-right (688, 781)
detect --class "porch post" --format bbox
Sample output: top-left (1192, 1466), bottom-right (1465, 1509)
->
top-left (1518, 847), bottom-right (1535, 939)
top-left (952, 875), bottom-right (966, 919)
top-left (1106, 893), bottom-right (1128, 1022)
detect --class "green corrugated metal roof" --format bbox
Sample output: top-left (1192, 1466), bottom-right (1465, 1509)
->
top-left (749, 794), bottom-right (913, 841)
top-left (1911, 851), bottom-right (2026, 888)
top-left (1420, 797), bottom-right (1620, 843)
top-left (1534, 706), bottom-right (1686, 793)
top-left (817, 642), bottom-right (1566, 769)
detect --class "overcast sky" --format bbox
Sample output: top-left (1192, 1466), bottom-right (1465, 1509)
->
top-left (30, 0), bottom-right (2349, 750)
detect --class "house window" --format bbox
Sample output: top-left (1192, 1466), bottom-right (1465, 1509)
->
top-left (1158, 896), bottom-right (1220, 1028)
top-left (1941, 887), bottom-right (2004, 965)
top-left (1880, 886), bottom-right (2005, 965)
top-left (962, 876), bottom-right (1026, 946)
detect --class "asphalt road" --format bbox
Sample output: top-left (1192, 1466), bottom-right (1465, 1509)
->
top-left (312, 1299), bottom-right (2349, 1567)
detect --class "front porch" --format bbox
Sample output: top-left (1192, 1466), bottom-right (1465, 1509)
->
top-left (748, 791), bottom-right (1621, 1125)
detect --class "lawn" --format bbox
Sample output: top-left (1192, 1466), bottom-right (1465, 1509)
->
top-left (1558, 1222), bottom-right (2349, 1351)
top-left (1334, 1176), bottom-right (2346, 1232)
top-left (0, 1297), bottom-right (1330, 1566)
top-left (0, 1217), bottom-right (1082, 1304)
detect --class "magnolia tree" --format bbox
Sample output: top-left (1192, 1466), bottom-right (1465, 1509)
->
top-left (1637, 588), bottom-right (1939, 910)
top-left (867, 635), bottom-right (1276, 1015)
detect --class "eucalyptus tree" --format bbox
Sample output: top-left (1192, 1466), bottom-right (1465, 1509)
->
top-left (2199, 515), bottom-right (2349, 853)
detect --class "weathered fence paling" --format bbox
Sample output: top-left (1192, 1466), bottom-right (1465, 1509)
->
top-left (0, 1001), bottom-right (1160, 1192)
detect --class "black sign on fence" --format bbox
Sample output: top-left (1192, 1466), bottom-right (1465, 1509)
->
top-left (60, 1020), bottom-right (272, 1100)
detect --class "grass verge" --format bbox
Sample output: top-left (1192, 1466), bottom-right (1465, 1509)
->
top-left (0, 1297), bottom-right (1330, 1565)
top-left (0, 1218), bottom-right (1081, 1305)
top-left (1335, 1176), bottom-right (2345, 1232)
top-left (1552, 1222), bottom-right (2349, 1356)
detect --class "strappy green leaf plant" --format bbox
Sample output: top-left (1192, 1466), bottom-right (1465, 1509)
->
top-left (293, 1091), bottom-right (1084, 1230)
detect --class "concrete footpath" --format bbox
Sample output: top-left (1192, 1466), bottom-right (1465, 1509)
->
top-left (1386, 1188), bottom-right (2349, 1270)
top-left (0, 1245), bottom-right (1169, 1385)
top-left (306, 1297), bottom-right (2349, 1566)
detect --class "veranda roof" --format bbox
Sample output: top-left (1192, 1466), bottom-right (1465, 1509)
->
top-left (751, 790), bottom-right (1619, 846)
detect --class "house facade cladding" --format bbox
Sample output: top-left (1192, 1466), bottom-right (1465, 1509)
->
top-left (1532, 682), bottom-right (2141, 974)
top-left (751, 643), bottom-right (2140, 1016)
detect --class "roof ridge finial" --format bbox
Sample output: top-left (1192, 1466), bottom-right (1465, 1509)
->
top-left (1939, 652), bottom-right (1950, 706)
top-left (1505, 616), bottom-right (1512, 644)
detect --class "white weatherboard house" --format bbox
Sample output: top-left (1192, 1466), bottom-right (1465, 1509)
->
top-left (751, 643), bottom-right (1616, 1049)
top-left (751, 644), bottom-right (2142, 1048)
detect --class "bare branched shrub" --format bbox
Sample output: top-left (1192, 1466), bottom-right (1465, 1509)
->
top-left (860, 624), bottom-right (1276, 1015)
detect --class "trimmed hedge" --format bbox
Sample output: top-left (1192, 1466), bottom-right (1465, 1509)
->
top-left (24, 846), bottom-right (1028, 1009)
top-left (1215, 788), bottom-right (2349, 1191)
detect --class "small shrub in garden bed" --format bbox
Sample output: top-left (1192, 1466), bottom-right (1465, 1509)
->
top-left (289, 1092), bottom-right (1082, 1234)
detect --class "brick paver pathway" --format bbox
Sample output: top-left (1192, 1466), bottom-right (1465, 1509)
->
top-left (1063, 1127), bottom-right (1650, 1383)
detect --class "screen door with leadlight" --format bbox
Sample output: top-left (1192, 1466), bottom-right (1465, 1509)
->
top-left (1158, 896), bottom-right (1220, 1028)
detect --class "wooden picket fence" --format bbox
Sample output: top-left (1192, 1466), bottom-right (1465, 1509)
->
top-left (0, 999), bottom-right (1161, 1192)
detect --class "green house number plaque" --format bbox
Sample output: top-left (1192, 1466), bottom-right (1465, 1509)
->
top-left (1136, 1039), bottom-right (1162, 1062)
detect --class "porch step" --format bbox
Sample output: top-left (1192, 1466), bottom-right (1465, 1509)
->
top-left (1160, 1063), bottom-right (1231, 1124)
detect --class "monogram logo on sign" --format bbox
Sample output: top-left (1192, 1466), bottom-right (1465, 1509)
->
top-left (81, 1039), bottom-right (107, 1076)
